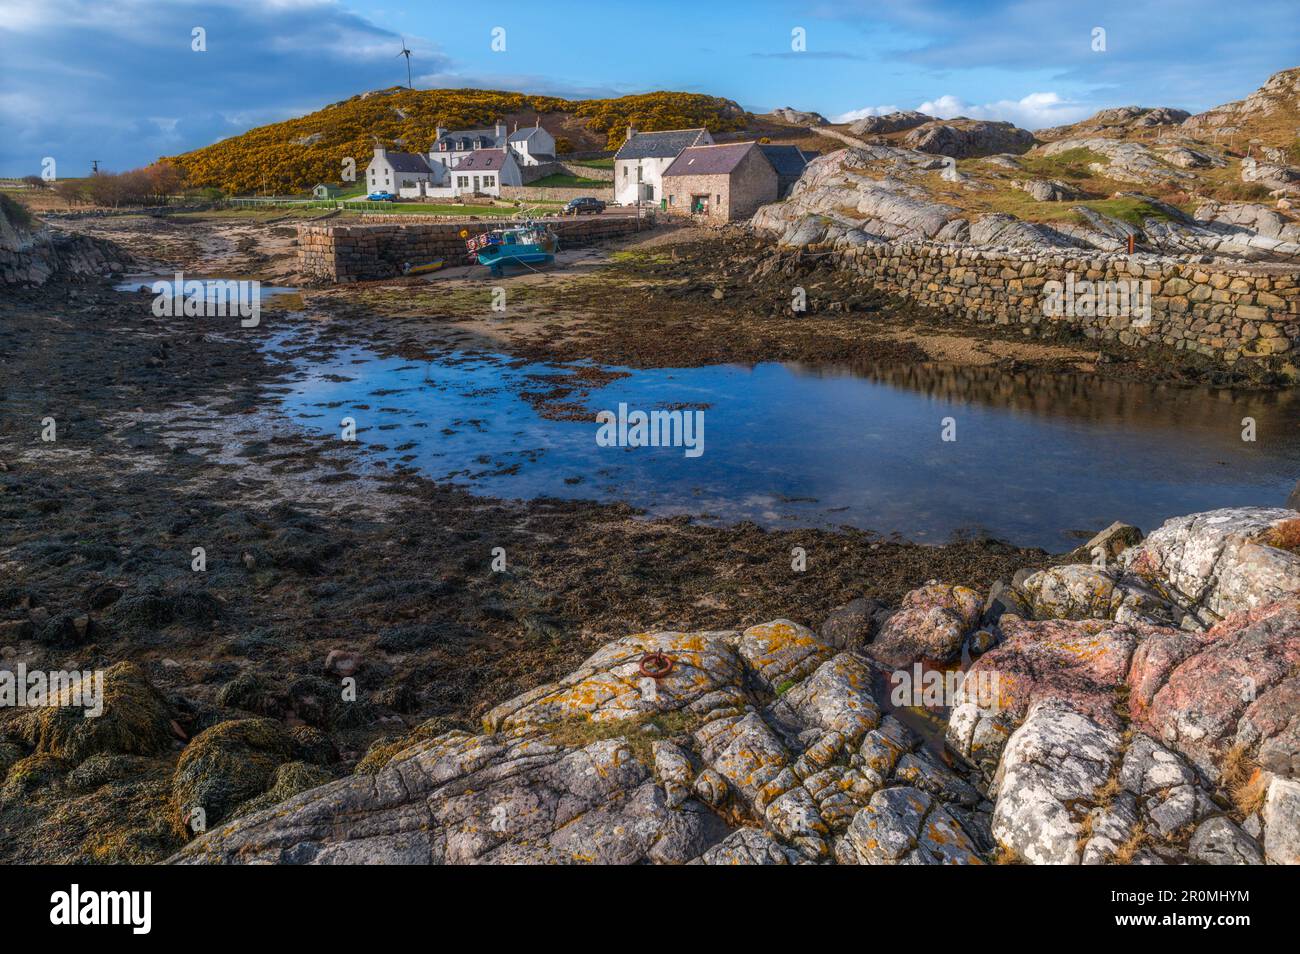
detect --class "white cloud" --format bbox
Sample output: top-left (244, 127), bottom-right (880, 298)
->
top-left (914, 92), bottom-right (1092, 129)
top-left (833, 104), bottom-right (902, 123)
top-left (834, 91), bottom-right (1093, 130)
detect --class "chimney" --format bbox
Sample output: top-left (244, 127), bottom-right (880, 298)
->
top-left (373, 145), bottom-right (386, 159)
top-left (626, 124), bottom-right (638, 141)
top-left (495, 121), bottom-right (507, 140)
top-left (435, 126), bottom-right (447, 140)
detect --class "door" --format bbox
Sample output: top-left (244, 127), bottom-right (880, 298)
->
top-left (473, 175), bottom-right (481, 192)
top-left (691, 194), bottom-right (709, 214)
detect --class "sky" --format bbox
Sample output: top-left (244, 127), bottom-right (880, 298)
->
top-left (1, 0), bottom-right (1297, 177)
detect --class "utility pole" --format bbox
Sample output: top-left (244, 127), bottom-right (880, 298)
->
top-left (91, 160), bottom-right (100, 174)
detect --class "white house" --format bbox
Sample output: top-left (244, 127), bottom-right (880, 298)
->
top-left (447, 149), bottom-right (522, 197)
top-left (366, 147), bottom-right (435, 194)
top-left (428, 123), bottom-right (508, 182)
top-left (507, 122), bottom-right (557, 166)
top-left (613, 126), bottom-right (714, 206)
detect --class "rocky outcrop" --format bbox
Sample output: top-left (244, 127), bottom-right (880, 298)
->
top-left (848, 110), bottom-right (932, 137)
top-left (750, 148), bottom-right (963, 248)
top-left (1039, 106), bottom-right (1192, 141)
top-left (0, 196), bottom-right (130, 286)
top-left (1184, 66), bottom-right (1300, 135)
top-left (767, 107), bottom-right (828, 126)
top-left (170, 508), bottom-right (1299, 865)
top-left (1041, 137), bottom-right (1194, 186)
top-left (901, 119), bottom-right (1036, 159)
top-left (1195, 200), bottom-right (1300, 242)
top-left (1118, 507), bottom-right (1300, 624)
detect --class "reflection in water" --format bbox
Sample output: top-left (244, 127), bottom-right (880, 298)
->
top-left (270, 344), bottom-right (1300, 551)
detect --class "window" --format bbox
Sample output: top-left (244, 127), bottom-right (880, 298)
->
top-left (622, 166), bottom-right (628, 179)
top-left (668, 194), bottom-right (674, 205)
top-left (484, 175), bottom-right (495, 187)
top-left (457, 176), bottom-right (469, 188)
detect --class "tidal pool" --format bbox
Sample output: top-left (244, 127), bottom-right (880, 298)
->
top-left (270, 344), bottom-right (1300, 551)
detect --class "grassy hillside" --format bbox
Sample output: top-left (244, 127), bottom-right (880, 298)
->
top-left (166, 88), bottom-right (751, 194)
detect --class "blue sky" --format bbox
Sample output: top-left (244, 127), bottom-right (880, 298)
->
top-left (1, 0), bottom-right (1296, 176)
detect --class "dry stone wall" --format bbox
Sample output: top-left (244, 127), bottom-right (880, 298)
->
top-left (297, 216), bottom-right (650, 282)
top-left (823, 240), bottom-right (1300, 374)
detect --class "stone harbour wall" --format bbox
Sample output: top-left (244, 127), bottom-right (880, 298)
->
top-left (824, 241), bottom-right (1300, 373)
top-left (297, 215), bottom-right (651, 282)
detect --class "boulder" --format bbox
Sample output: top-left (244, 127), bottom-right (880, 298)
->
top-left (1188, 816), bottom-right (1264, 865)
top-left (1132, 600), bottom-right (1300, 778)
top-left (1262, 776), bottom-right (1300, 864)
top-left (818, 597), bottom-right (887, 651)
top-left (1064, 521), bottom-right (1143, 565)
top-left (1119, 507), bottom-right (1300, 624)
top-left (1012, 178), bottom-right (1083, 202)
top-left (838, 786), bottom-right (982, 864)
top-left (868, 584), bottom-right (982, 667)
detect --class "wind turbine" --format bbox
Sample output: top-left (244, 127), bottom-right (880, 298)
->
top-left (397, 39), bottom-right (413, 89)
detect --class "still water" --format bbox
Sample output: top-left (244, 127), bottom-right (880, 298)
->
top-left (271, 345), bottom-right (1300, 550)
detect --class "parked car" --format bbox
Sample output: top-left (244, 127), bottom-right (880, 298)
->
top-left (564, 196), bottom-right (606, 215)
top-left (367, 191), bottom-right (395, 202)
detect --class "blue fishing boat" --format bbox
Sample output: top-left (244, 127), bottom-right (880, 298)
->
top-left (465, 223), bottom-right (559, 275)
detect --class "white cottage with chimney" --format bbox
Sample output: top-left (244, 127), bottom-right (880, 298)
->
top-left (365, 147), bottom-right (435, 194)
top-left (613, 126), bottom-right (713, 206)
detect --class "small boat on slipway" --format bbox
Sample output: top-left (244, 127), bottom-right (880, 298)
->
top-left (464, 223), bottom-right (559, 275)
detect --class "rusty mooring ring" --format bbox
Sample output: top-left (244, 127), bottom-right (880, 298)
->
top-left (639, 651), bottom-right (674, 679)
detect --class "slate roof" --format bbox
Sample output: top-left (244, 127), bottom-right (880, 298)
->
top-left (434, 128), bottom-right (505, 150)
top-left (508, 127), bottom-right (549, 142)
top-left (382, 151), bottom-right (433, 174)
top-left (757, 144), bottom-right (809, 178)
top-left (614, 128), bottom-right (710, 161)
top-left (662, 142), bottom-right (761, 177)
top-left (452, 149), bottom-right (509, 171)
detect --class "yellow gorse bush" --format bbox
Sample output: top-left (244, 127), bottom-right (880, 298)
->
top-left (165, 88), bottom-right (751, 194)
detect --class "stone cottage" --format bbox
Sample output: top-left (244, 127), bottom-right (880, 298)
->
top-left (757, 143), bottom-right (811, 198)
top-left (661, 141), bottom-right (779, 223)
top-left (613, 126), bottom-right (714, 206)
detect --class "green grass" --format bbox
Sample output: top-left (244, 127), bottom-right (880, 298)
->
top-left (526, 173), bottom-right (612, 189)
top-left (565, 158), bottom-right (614, 170)
top-left (1013, 147), bottom-right (1108, 181)
top-left (983, 192), bottom-right (1184, 227)
top-left (0, 192), bottom-right (33, 228)
top-left (359, 203), bottom-right (531, 216)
